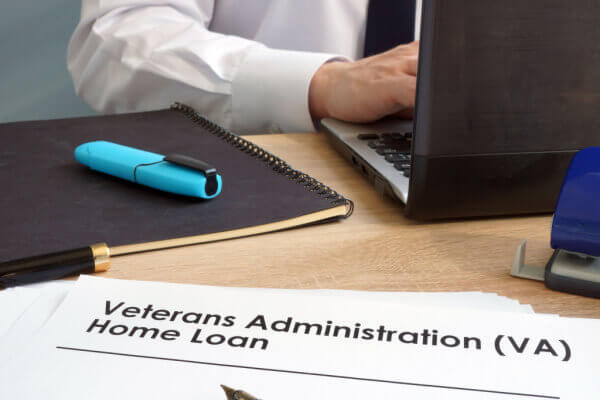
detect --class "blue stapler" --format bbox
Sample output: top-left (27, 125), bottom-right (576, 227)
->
top-left (511, 147), bottom-right (600, 298)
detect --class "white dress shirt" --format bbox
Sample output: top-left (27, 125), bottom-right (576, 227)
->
top-left (68, 0), bottom-right (421, 133)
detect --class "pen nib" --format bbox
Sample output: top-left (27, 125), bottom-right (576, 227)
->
top-left (220, 385), bottom-right (260, 400)
top-left (221, 385), bottom-right (236, 399)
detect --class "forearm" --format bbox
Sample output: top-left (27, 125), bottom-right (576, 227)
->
top-left (68, 2), bottom-right (253, 129)
top-left (68, 0), bottom-right (343, 133)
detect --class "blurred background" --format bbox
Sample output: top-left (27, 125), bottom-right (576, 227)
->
top-left (0, 1), bottom-right (96, 123)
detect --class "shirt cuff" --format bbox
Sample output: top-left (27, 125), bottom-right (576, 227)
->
top-left (232, 47), bottom-right (347, 133)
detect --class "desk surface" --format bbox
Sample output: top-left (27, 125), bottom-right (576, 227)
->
top-left (106, 132), bottom-right (599, 319)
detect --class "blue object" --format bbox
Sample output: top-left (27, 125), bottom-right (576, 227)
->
top-left (74, 141), bottom-right (222, 199)
top-left (551, 147), bottom-right (600, 256)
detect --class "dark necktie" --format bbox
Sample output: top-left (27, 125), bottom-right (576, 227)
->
top-left (363, 0), bottom-right (417, 57)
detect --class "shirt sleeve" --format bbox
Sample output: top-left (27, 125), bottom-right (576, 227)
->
top-left (67, 0), bottom-right (343, 133)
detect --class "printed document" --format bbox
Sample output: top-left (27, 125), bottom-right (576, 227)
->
top-left (1, 276), bottom-right (598, 399)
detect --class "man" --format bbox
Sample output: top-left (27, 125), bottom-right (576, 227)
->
top-left (68, 0), bottom-right (420, 133)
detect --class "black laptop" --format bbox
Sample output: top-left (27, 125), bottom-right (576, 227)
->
top-left (322, 0), bottom-right (600, 219)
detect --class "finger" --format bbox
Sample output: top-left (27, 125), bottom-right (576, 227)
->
top-left (394, 107), bottom-right (415, 120)
top-left (404, 56), bottom-right (419, 76)
top-left (390, 42), bottom-right (419, 56)
top-left (401, 41), bottom-right (420, 50)
top-left (392, 75), bottom-right (417, 108)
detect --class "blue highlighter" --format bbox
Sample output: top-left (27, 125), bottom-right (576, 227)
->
top-left (75, 141), bottom-right (222, 199)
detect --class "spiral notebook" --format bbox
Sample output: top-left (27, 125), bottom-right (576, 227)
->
top-left (0, 104), bottom-right (353, 262)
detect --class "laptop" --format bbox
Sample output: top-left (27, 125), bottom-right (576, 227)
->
top-left (322, 0), bottom-right (600, 220)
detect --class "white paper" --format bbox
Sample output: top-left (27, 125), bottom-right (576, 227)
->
top-left (233, 287), bottom-right (535, 313)
top-left (1, 276), bottom-right (596, 399)
top-left (0, 288), bottom-right (41, 337)
top-left (0, 281), bottom-right (74, 363)
top-left (0, 281), bottom-right (75, 338)
top-left (0, 280), bottom-right (533, 364)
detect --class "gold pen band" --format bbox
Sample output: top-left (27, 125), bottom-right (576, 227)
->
top-left (90, 243), bottom-right (111, 272)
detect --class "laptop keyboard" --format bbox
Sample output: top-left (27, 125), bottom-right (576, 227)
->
top-left (357, 132), bottom-right (412, 177)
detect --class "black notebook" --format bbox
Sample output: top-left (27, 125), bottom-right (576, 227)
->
top-left (0, 103), bottom-right (353, 262)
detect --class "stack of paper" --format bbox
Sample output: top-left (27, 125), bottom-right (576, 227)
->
top-left (1, 276), bottom-right (598, 399)
top-left (0, 280), bottom-right (534, 355)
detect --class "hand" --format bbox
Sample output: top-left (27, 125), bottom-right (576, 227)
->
top-left (309, 41), bottom-right (419, 122)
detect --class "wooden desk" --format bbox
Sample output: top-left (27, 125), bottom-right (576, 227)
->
top-left (105, 133), bottom-right (599, 319)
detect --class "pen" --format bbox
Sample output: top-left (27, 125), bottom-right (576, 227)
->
top-left (0, 243), bottom-right (110, 288)
top-left (221, 385), bottom-right (262, 400)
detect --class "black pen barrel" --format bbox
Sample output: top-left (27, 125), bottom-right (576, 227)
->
top-left (0, 262), bottom-right (97, 288)
top-left (0, 247), bottom-right (94, 276)
top-left (0, 243), bottom-right (110, 287)
top-left (0, 247), bottom-right (94, 277)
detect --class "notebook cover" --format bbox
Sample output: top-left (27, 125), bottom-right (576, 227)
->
top-left (0, 105), bottom-right (351, 262)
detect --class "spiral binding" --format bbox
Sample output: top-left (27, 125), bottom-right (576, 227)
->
top-left (171, 102), bottom-right (354, 216)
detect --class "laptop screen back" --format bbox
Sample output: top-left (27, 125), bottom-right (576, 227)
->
top-left (408, 0), bottom-right (600, 219)
top-left (414, 0), bottom-right (600, 156)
